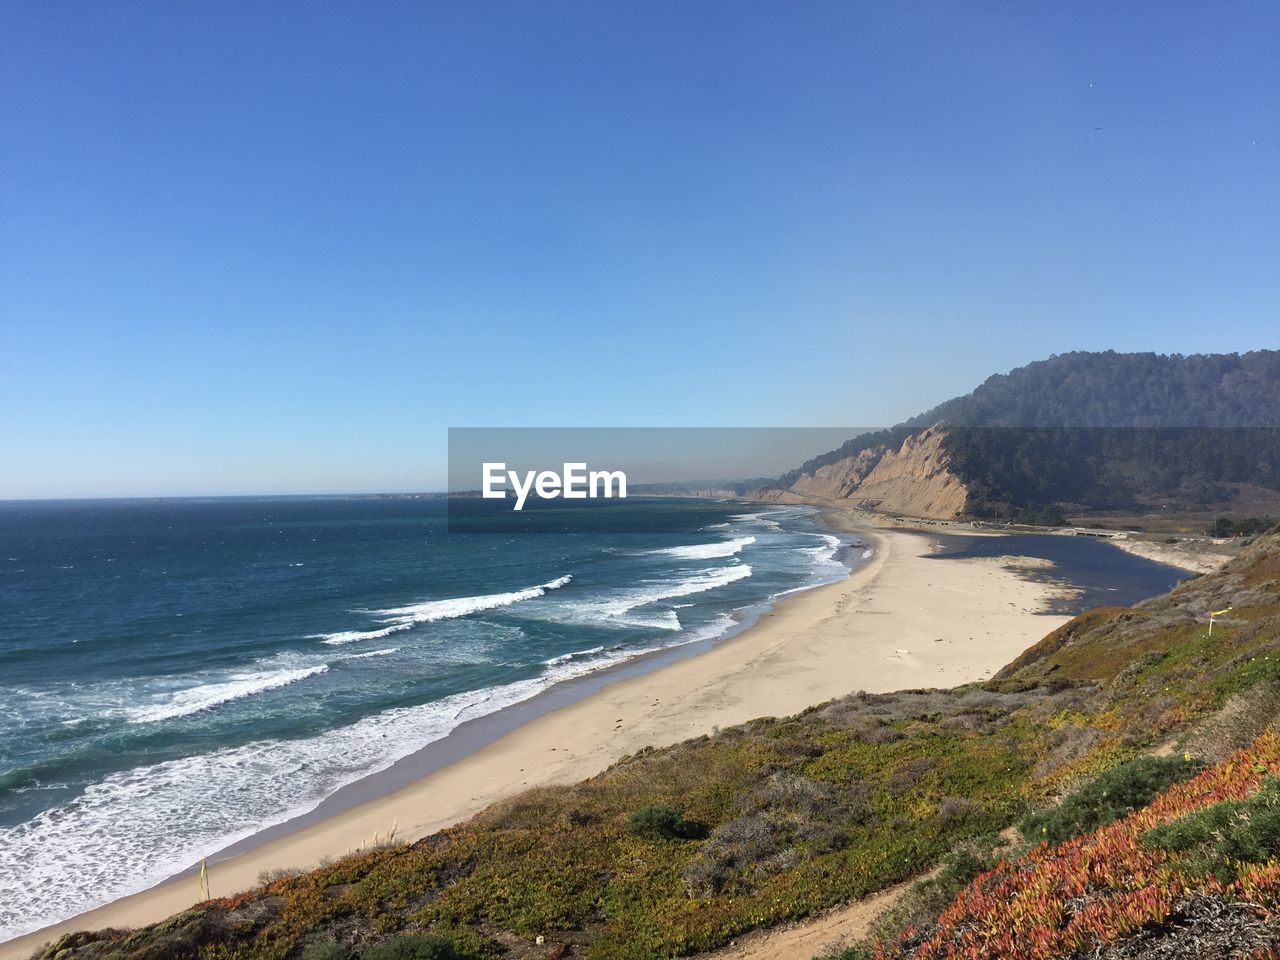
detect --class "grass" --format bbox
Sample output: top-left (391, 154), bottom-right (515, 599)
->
top-left (362, 934), bottom-right (479, 959)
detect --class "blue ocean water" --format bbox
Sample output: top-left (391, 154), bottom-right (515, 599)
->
top-left (0, 496), bottom-right (852, 939)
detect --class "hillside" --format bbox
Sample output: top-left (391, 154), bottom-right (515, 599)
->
top-left (757, 351), bottom-right (1280, 522)
top-left (864, 528), bottom-right (1280, 960)
top-left (29, 527), bottom-right (1280, 960)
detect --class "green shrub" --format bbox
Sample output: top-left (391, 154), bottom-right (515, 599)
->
top-left (361, 933), bottom-right (473, 960)
top-left (1021, 755), bottom-right (1206, 845)
top-left (625, 804), bottom-right (707, 840)
top-left (1143, 776), bottom-right (1280, 881)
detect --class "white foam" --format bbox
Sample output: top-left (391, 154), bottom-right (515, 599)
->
top-left (318, 575), bottom-right (572, 645)
top-left (622, 610), bottom-right (736, 653)
top-left (542, 645), bottom-right (605, 666)
top-left (617, 609), bottom-right (683, 631)
top-left (803, 533), bottom-right (845, 570)
top-left (765, 532), bottom-right (851, 600)
top-left (730, 512), bottom-right (783, 530)
top-left (632, 563), bottom-right (749, 609)
top-left (651, 536), bottom-right (755, 559)
top-left (372, 579), bottom-right (570, 623)
top-left (123, 666), bottom-right (330, 724)
top-left (313, 624), bottom-right (407, 645)
top-left (551, 564), bottom-right (752, 629)
top-left (337, 647), bottom-right (400, 660)
top-left (811, 533), bottom-right (841, 551)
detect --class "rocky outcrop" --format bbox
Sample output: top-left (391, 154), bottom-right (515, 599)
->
top-left (753, 426), bottom-right (969, 519)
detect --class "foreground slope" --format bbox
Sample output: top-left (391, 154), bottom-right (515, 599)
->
top-left (873, 736), bottom-right (1280, 960)
top-left (860, 528), bottom-right (1280, 960)
top-left (27, 529), bottom-right (1280, 960)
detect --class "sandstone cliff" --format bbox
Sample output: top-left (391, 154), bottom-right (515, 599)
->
top-left (753, 426), bottom-right (969, 519)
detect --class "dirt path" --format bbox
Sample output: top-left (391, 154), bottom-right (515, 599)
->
top-left (698, 876), bottom-right (918, 960)
top-left (703, 825), bottom-right (1026, 960)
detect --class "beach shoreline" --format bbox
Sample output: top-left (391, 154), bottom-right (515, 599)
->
top-left (2, 511), bottom-right (1078, 959)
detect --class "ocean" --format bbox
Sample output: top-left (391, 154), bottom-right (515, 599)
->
top-left (0, 496), bottom-right (854, 939)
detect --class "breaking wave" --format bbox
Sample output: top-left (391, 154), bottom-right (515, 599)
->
top-left (317, 575), bottom-right (573, 645)
top-left (124, 666), bottom-right (330, 724)
top-left (651, 536), bottom-right (755, 559)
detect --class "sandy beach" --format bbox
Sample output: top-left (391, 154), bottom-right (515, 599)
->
top-left (1107, 536), bottom-right (1235, 575)
top-left (3, 515), bottom-right (1076, 960)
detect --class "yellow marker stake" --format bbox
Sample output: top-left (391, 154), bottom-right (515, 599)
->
top-left (1209, 607), bottom-right (1232, 637)
top-left (199, 858), bottom-right (209, 901)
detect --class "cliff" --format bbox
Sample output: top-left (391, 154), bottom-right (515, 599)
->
top-left (753, 426), bottom-right (969, 519)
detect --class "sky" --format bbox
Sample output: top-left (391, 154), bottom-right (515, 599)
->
top-left (1, 1), bottom-right (1277, 497)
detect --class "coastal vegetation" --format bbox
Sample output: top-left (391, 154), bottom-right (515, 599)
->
top-left (871, 735), bottom-right (1280, 960)
top-left (1017, 754), bottom-right (1207, 846)
top-left (31, 527), bottom-right (1280, 960)
top-left (1209, 516), bottom-right (1274, 538)
top-left (945, 424), bottom-right (1280, 519)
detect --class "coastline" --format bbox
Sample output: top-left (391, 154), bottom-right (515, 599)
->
top-left (1106, 536), bottom-right (1235, 575)
top-left (2, 514), bottom-right (1076, 959)
top-left (766, 495), bottom-right (1236, 577)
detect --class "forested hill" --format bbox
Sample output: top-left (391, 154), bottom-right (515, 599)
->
top-left (759, 351), bottom-right (1280, 521)
top-left (904, 350), bottom-right (1280, 429)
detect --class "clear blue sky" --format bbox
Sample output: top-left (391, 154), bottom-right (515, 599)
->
top-left (2, 2), bottom-right (1277, 497)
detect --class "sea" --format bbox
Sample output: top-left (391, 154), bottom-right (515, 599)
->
top-left (0, 496), bottom-right (1186, 941)
top-left (0, 496), bottom-right (853, 940)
